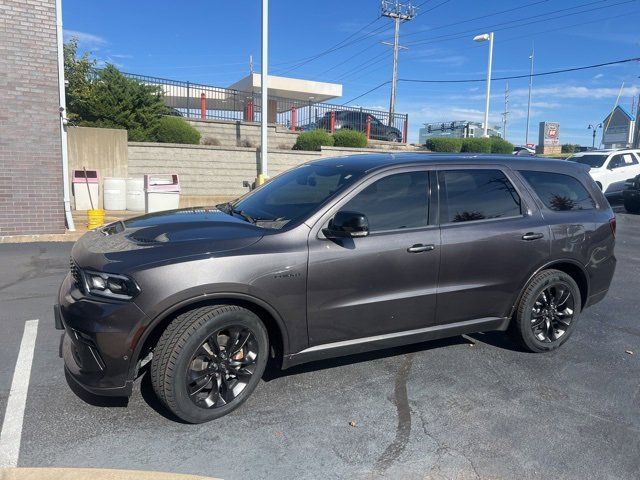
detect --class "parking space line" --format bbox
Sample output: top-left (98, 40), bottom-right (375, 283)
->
top-left (0, 319), bottom-right (38, 468)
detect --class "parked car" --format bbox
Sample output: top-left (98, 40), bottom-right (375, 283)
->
top-left (315, 110), bottom-right (403, 142)
top-left (56, 154), bottom-right (616, 423)
top-left (567, 149), bottom-right (640, 196)
top-left (513, 145), bottom-right (535, 156)
top-left (622, 173), bottom-right (640, 213)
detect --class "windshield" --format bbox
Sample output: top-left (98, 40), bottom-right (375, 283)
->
top-left (226, 163), bottom-right (363, 228)
top-left (568, 154), bottom-right (608, 168)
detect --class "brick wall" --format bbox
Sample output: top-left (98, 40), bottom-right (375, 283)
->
top-left (0, 0), bottom-right (65, 235)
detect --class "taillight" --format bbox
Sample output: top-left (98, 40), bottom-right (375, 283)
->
top-left (609, 217), bottom-right (616, 239)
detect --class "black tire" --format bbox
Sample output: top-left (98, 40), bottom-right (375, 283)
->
top-left (624, 198), bottom-right (640, 214)
top-left (509, 269), bottom-right (581, 353)
top-left (150, 305), bottom-right (268, 423)
top-left (387, 132), bottom-right (400, 142)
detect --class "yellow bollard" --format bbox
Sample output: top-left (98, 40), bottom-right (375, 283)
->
top-left (87, 209), bottom-right (105, 230)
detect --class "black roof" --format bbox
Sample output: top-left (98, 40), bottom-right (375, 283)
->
top-left (311, 152), bottom-right (588, 175)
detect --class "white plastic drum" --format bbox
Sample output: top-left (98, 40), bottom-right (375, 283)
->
top-left (103, 177), bottom-right (127, 211)
top-left (126, 177), bottom-right (145, 211)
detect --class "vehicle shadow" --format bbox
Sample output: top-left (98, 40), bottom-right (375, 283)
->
top-left (466, 330), bottom-right (524, 352)
top-left (65, 369), bottom-right (129, 408)
top-left (263, 335), bottom-right (474, 381)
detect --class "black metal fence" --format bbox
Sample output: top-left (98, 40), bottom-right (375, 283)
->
top-left (121, 72), bottom-right (409, 142)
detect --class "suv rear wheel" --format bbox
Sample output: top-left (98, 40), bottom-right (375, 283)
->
top-left (509, 269), bottom-right (581, 352)
top-left (150, 305), bottom-right (268, 423)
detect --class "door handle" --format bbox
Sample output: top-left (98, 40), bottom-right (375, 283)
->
top-left (522, 232), bottom-right (544, 241)
top-left (407, 244), bottom-right (435, 253)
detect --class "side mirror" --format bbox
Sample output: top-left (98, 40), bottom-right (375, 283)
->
top-left (323, 211), bottom-right (369, 239)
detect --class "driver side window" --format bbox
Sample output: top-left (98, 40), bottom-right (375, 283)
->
top-left (608, 155), bottom-right (624, 169)
top-left (339, 171), bottom-right (430, 232)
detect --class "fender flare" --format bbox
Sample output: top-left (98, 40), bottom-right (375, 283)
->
top-left (128, 291), bottom-right (291, 380)
top-left (507, 258), bottom-right (590, 322)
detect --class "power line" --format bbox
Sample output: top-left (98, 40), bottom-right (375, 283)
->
top-left (276, 17), bottom-right (389, 75)
top-left (402, 0), bottom-right (551, 39)
top-left (399, 57), bottom-right (640, 83)
top-left (343, 57), bottom-right (640, 103)
top-left (403, 0), bottom-right (627, 47)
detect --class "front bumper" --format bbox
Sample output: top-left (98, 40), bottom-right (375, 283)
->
top-left (56, 273), bottom-right (150, 397)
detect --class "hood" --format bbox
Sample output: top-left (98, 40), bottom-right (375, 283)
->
top-left (72, 207), bottom-right (264, 271)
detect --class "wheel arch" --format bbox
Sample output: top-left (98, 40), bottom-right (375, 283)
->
top-left (129, 292), bottom-right (290, 381)
top-left (509, 259), bottom-right (590, 320)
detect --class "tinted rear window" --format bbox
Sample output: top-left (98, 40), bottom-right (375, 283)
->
top-left (520, 171), bottom-right (596, 211)
top-left (440, 169), bottom-right (522, 223)
top-left (568, 154), bottom-right (608, 168)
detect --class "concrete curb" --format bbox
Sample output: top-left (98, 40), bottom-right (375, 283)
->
top-left (0, 468), bottom-right (222, 480)
top-left (0, 232), bottom-right (83, 244)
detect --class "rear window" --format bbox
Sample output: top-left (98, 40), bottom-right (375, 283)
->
top-left (520, 171), bottom-right (596, 211)
top-left (440, 169), bottom-right (522, 223)
top-left (568, 154), bottom-right (608, 168)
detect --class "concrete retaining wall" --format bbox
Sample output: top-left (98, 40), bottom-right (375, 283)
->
top-left (187, 119), bottom-right (300, 150)
top-left (127, 143), bottom-right (321, 205)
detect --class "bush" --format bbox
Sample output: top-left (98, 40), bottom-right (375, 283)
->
top-left (202, 136), bottom-right (221, 146)
top-left (332, 129), bottom-right (368, 148)
top-left (293, 129), bottom-right (334, 151)
top-left (561, 143), bottom-right (581, 154)
top-left (155, 116), bottom-right (201, 144)
top-left (425, 137), bottom-right (462, 153)
top-left (461, 137), bottom-right (492, 153)
top-left (490, 137), bottom-right (514, 154)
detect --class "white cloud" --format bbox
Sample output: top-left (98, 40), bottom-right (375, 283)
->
top-left (63, 29), bottom-right (107, 47)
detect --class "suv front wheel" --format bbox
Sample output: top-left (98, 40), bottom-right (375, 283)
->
top-left (150, 305), bottom-right (268, 423)
top-left (509, 269), bottom-right (581, 352)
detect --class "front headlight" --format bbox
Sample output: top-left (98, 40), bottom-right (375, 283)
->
top-left (83, 270), bottom-right (140, 300)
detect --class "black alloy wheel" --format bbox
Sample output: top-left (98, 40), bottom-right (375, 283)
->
top-left (509, 269), bottom-right (581, 352)
top-left (186, 326), bottom-right (259, 409)
top-left (151, 305), bottom-right (268, 423)
top-left (530, 283), bottom-right (575, 343)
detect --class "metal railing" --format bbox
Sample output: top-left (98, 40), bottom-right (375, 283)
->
top-left (121, 72), bottom-right (409, 142)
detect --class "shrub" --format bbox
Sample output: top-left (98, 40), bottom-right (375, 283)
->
top-left (425, 137), bottom-right (462, 153)
top-left (490, 137), bottom-right (514, 154)
top-left (155, 116), bottom-right (201, 144)
top-left (561, 143), bottom-right (582, 154)
top-left (293, 129), bottom-right (334, 151)
top-left (239, 138), bottom-right (256, 148)
top-left (461, 137), bottom-right (492, 153)
top-left (332, 129), bottom-right (368, 148)
top-left (202, 136), bottom-right (221, 146)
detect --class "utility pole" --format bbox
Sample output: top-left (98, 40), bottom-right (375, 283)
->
top-left (260, 0), bottom-right (268, 183)
top-left (502, 82), bottom-right (509, 142)
top-left (525, 45), bottom-right (534, 146)
top-left (381, 1), bottom-right (415, 126)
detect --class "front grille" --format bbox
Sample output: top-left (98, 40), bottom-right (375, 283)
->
top-left (69, 257), bottom-right (84, 292)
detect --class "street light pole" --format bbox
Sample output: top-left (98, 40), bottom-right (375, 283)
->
top-left (474, 32), bottom-right (494, 137)
top-left (588, 123), bottom-right (602, 149)
top-left (260, 0), bottom-right (269, 183)
top-left (525, 45), bottom-right (534, 146)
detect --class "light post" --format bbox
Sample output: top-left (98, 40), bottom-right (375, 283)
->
top-left (474, 32), bottom-right (494, 137)
top-left (588, 123), bottom-right (602, 149)
top-left (525, 46), bottom-right (534, 146)
top-left (259, 0), bottom-right (269, 184)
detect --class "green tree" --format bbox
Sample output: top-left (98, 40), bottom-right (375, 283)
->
top-left (73, 65), bottom-right (170, 141)
top-left (63, 37), bottom-right (96, 121)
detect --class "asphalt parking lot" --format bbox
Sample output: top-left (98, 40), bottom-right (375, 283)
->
top-left (1, 208), bottom-right (639, 480)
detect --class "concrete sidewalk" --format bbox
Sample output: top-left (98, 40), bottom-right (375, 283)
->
top-left (0, 469), bottom-right (220, 480)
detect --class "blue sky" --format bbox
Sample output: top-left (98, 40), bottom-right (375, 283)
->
top-left (63, 0), bottom-right (640, 144)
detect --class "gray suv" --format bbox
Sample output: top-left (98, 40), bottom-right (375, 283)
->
top-left (55, 154), bottom-right (616, 423)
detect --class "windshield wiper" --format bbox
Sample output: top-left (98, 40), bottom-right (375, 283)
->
top-left (216, 202), bottom-right (256, 224)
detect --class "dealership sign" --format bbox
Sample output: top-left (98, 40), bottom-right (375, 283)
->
top-left (538, 121), bottom-right (560, 147)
